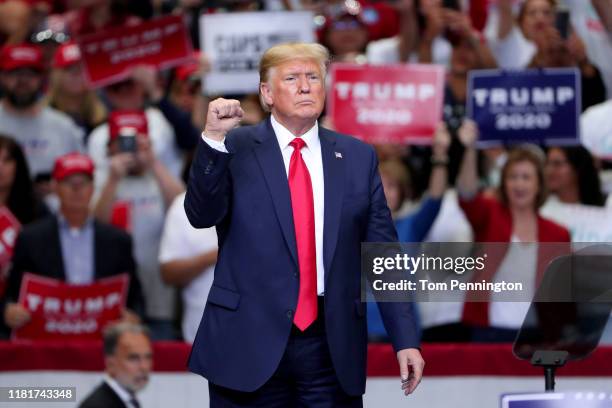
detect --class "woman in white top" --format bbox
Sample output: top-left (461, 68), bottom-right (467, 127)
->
top-left (490, 0), bottom-right (606, 110)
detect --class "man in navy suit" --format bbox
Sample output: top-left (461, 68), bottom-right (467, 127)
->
top-left (185, 42), bottom-right (424, 406)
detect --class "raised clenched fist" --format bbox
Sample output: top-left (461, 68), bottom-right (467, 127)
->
top-left (204, 98), bottom-right (245, 142)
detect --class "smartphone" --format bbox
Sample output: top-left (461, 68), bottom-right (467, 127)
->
top-left (442, 0), bottom-right (461, 11)
top-left (555, 7), bottom-right (570, 39)
top-left (109, 110), bottom-right (148, 152)
top-left (118, 128), bottom-right (138, 153)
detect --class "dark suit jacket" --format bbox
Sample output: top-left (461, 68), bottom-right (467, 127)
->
top-left (78, 382), bottom-right (128, 408)
top-left (184, 118), bottom-right (419, 396)
top-left (3, 216), bottom-right (143, 315)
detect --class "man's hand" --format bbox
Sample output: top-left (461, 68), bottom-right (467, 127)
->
top-left (457, 119), bottom-right (479, 147)
top-left (432, 122), bottom-right (451, 158)
top-left (109, 153), bottom-right (137, 181)
top-left (421, 1), bottom-right (445, 43)
top-left (136, 135), bottom-right (155, 170)
top-left (4, 302), bottom-right (31, 329)
top-left (204, 98), bottom-right (244, 142)
top-left (397, 348), bottom-right (425, 395)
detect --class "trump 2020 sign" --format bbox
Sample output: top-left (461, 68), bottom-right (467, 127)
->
top-left (467, 68), bottom-right (581, 147)
top-left (329, 64), bottom-right (445, 145)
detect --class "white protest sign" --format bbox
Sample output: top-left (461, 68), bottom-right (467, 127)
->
top-left (200, 11), bottom-right (315, 95)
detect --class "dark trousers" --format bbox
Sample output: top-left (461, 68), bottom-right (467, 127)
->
top-left (209, 300), bottom-right (362, 407)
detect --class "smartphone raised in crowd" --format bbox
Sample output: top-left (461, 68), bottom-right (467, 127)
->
top-left (442, 0), bottom-right (461, 11)
top-left (555, 7), bottom-right (570, 39)
top-left (108, 110), bottom-right (148, 153)
top-left (118, 127), bottom-right (138, 153)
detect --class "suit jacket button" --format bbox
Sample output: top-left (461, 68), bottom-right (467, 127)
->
top-left (286, 310), bottom-right (293, 319)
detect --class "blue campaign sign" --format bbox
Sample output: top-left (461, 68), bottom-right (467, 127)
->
top-left (502, 392), bottom-right (612, 408)
top-left (467, 68), bottom-right (581, 147)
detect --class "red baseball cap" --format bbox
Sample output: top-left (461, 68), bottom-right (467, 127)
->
top-left (108, 110), bottom-right (149, 142)
top-left (175, 62), bottom-right (199, 82)
top-left (316, 1), bottom-right (399, 42)
top-left (53, 42), bottom-right (82, 69)
top-left (0, 44), bottom-right (44, 71)
top-left (175, 51), bottom-right (202, 82)
top-left (52, 153), bottom-right (95, 181)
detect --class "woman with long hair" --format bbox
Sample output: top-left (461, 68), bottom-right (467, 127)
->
top-left (0, 134), bottom-right (48, 336)
top-left (545, 146), bottom-right (607, 207)
top-left (493, 0), bottom-right (606, 110)
top-left (0, 134), bottom-right (48, 225)
top-left (46, 42), bottom-right (106, 137)
top-left (456, 120), bottom-right (570, 341)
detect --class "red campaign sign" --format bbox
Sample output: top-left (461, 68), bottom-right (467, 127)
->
top-left (77, 15), bottom-right (193, 88)
top-left (0, 207), bottom-right (20, 299)
top-left (328, 64), bottom-right (445, 144)
top-left (110, 201), bottom-right (132, 232)
top-left (14, 273), bottom-right (129, 341)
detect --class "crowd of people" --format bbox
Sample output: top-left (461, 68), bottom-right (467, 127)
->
top-left (0, 0), bottom-right (610, 348)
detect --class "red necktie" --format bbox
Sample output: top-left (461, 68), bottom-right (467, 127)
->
top-left (288, 137), bottom-right (317, 331)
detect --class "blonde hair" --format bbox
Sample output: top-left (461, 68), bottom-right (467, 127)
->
top-left (258, 42), bottom-right (330, 112)
top-left (46, 69), bottom-right (107, 128)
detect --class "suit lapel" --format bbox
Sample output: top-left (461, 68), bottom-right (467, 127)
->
top-left (253, 118), bottom-right (298, 266)
top-left (49, 218), bottom-right (66, 280)
top-left (320, 128), bottom-right (344, 282)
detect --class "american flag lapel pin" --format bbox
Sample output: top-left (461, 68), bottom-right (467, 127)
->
top-left (335, 152), bottom-right (343, 159)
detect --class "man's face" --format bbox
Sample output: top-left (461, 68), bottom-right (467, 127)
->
top-left (0, 68), bottom-right (44, 109)
top-left (104, 80), bottom-right (145, 111)
top-left (260, 59), bottom-right (325, 129)
top-left (106, 332), bottom-right (152, 393)
top-left (55, 173), bottom-right (94, 213)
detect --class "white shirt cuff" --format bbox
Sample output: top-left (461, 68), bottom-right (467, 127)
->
top-left (201, 132), bottom-right (228, 153)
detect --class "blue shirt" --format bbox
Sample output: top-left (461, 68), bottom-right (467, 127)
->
top-left (395, 196), bottom-right (443, 242)
top-left (58, 215), bottom-right (94, 285)
top-left (367, 196), bottom-right (443, 340)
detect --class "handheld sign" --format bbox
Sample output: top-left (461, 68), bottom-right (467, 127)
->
top-left (502, 392), bottom-right (612, 407)
top-left (78, 15), bottom-right (193, 88)
top-left (200, 11), bottom-right (315, 95)
top-left (467, 68), bottom-right (581, 147)
top-left (14, 274), bottom-right (129, 341)
top-left (329, 63), bottom-right (445, 144)
top-left (0, 207), bottom-right (19, 299)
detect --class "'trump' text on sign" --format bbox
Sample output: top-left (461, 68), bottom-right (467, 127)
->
top-left (329, 64), bottom-right (445, 144)
top-left (14, 273), bottom-right (129, 341)
top-left (467, 68), bottom-right (581, 147)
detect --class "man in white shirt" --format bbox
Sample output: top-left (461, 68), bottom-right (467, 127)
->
top-left (185, 42), bottom-right (423, 407)
top-left (159, 191), bottom-right (217, 343)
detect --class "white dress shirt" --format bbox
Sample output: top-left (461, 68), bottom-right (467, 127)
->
top-left (104, 375), bottom-right (140, 408)
top-left (202, 115), bottom-right (326, 295)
